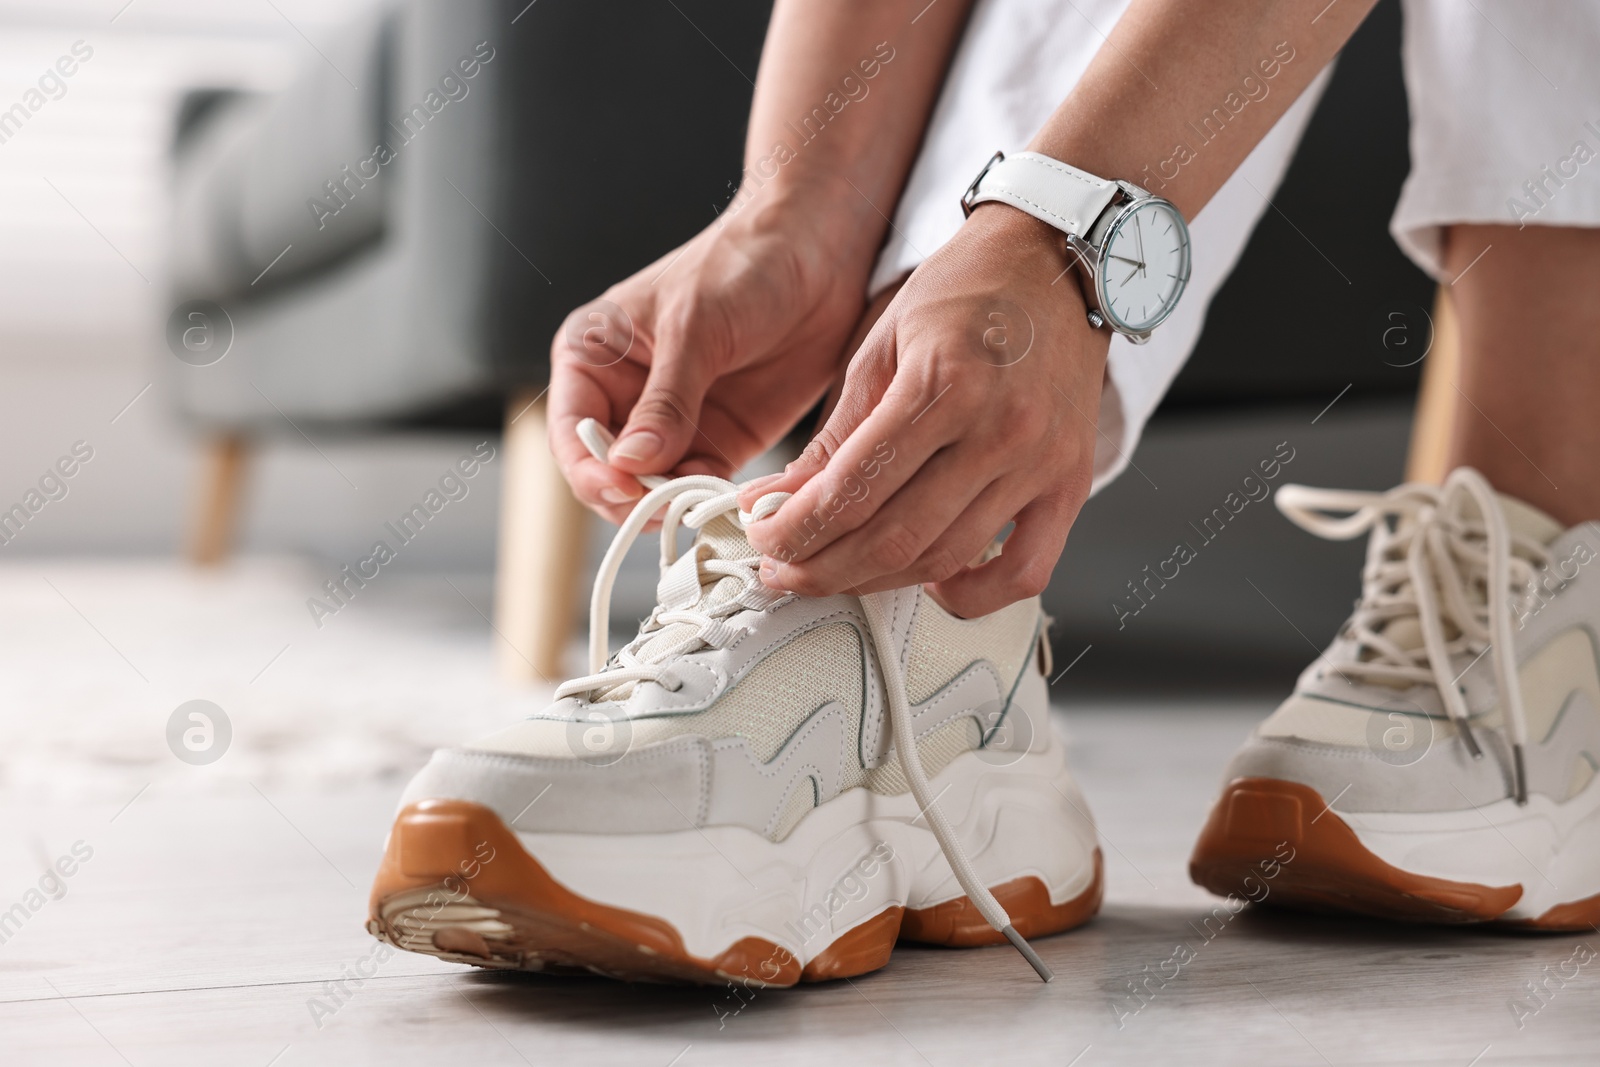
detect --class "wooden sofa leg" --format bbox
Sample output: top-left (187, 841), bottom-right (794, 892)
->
top-left (189, 434), bottom-right (248, 567)
top-left (1404, 285), bottom-right (1459, 485)
top-left (494, 391), bottom-right (589, 684)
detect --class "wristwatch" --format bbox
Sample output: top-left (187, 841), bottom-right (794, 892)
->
top-left (962, 150), bottom-right (1191, 344)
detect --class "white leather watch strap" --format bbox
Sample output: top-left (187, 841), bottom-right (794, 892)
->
top-left (963, 151), bottom-right (1120, 238)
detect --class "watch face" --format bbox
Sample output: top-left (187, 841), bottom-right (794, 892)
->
top-left (1098, 199), bottom-right (1191, 334)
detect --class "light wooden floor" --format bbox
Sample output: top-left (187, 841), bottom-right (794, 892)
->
top-left (7, 702), bottom-right (1598, 1066)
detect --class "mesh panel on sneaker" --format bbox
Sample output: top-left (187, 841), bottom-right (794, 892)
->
top-left (906, 593), bottom-right (1039, 705)
top-left (630, 623), bottom-right (865, 759)
top-left (864, 716), bottom-right (984, 795)
top-left (471, 623), bottom-right (865, 761)
top-left (469, 615), bottom-right (994, 795)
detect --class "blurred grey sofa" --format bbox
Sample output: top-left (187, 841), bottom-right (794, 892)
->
top-left (165, 0), bottom-right (774, 679)
top-left (168, 0), bottom-right (774, 430)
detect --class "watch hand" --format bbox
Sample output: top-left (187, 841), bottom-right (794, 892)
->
top-left (1134, 215), bottom-right (1148, 278)
top-left (1107, 254), bottom-right (1144, 267)
top-left (1121, 263), bottom-right (1140, 285)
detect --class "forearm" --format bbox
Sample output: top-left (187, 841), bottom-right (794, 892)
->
top-left (738, 0), bottom-right (975, 261)
top-left (1027, 0), bottom-right (1376, 219)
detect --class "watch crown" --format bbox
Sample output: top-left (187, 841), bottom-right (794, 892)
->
top-left (1086, 310), bottom-right (1105, 329)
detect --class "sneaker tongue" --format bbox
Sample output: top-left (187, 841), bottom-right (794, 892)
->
top-left (696, 513), bottom-right (755, 561)
top-left (1370, 490), bottom-right (1562, 660)
top-left (625, 514), bottom-right (755, 670)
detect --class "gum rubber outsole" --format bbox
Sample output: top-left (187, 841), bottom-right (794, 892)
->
top-left (367, 798), bottom-right (1103, 985)
top-left (1190, 777), bottom-right (1600, 931)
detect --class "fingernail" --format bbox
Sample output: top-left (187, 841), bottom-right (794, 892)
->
top-left (611, 431), bottom-right (662, 463)
top-left (599, 485), bottom-right (638, 505)
top-left (759, 558), bottom-right (779, 585)
top-left (742, 472), bottom-right (783, 494)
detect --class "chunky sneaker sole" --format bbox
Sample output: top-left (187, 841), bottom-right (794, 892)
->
top-left (368, 744), bottom-right (1102, 985)
top-left (1191, 470), bottom-right (1600, 932)
top-left (1190, 776), bottom-right (1600, 929)
top-left (370, 419), bottom-right (1101, 984)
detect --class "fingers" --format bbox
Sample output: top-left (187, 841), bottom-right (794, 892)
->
top-left (743, 332), bottom-right (972, 566)
top-left (928, 494), bottom-right (1077, 618)
top-left (546, 335), bottom-right (650, 523)
top-left (760, 443), bottom-right (1002, 593)
top-left (817, 279), bottom-right (903, 427)
top-left (609, 307), bottom-right (721, 477)
top-left (736, 294), bottom-right (901, 512)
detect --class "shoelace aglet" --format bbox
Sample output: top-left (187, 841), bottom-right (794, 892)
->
top-left (1512, 743), bottom-right (1529, 806)
top-left (1457, 716), bottom-right (1484, 761)
top-left (577, 417), bottom-right (668, 490)
top-left (1002, 925), bottom-right (1053, 982)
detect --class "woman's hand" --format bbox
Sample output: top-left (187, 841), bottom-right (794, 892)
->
top-left (548, 185), bottom-right (874, 525)
top-left (740, 204), bottom-right (1113, 618)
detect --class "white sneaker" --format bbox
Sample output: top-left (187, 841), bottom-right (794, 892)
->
top-left (367, 421), bottom-right (1101, 984)
top-left (1191, 468), bottom-right (1600, 928)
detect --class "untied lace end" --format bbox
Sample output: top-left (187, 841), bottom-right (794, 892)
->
top-left (1003, 925), bottom-right (1054, 982)
top-left (856, 595), bottom-right (1051, 983)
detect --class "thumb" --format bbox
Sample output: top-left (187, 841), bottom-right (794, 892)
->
top-left (610, 344), bottom-right (712, 476)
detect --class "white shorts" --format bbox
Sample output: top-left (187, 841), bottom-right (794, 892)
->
top-left (1392, 0), bottom-right (1600, 278)
top-left (868, 0), bottom-right (1600, 491)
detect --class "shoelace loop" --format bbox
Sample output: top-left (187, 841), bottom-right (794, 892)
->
top-left (568, 419), bottom-right (1051, 980)
top-left (1276, 467), bottom-right (1550, 804)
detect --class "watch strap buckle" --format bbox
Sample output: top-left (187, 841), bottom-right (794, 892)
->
top-left (960, 150), bottom-right (1006, 218)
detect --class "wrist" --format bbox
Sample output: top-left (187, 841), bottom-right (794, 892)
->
top-left (724, 164), bottom-right (885, 262)
top-left (961, 201), bottom-right (1090, 309)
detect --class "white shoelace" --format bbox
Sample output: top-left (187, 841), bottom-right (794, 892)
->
top-left (1276, 468), bottom-right (1551, 804)
top-left (570, 418), bottom-right (1051, 981)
